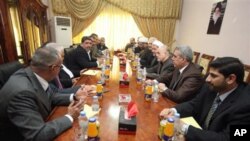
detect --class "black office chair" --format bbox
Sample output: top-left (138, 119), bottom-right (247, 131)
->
top-left (0, 61), bottom-right (23, 89)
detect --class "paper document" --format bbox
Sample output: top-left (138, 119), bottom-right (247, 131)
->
top-left (83, 104), bottom-right (101, 119)
top-left (181, 116), bottom-right (202, 129)
top-left (81, 70), bottom-right (100, 76)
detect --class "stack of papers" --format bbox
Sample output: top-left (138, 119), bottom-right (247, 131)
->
top-left (83, 104), bottom-right (101, 119)
top-left (81, 70), bottom-right (100, 76)
top-left (181, 116), bottom-right (202, 129)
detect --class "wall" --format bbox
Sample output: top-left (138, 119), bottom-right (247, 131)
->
top-left (175, 0), bottom-right (250, 64)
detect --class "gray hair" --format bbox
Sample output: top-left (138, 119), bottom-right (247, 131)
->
top-left (43, 42), bottom-right (64, 55)
top-left (175, 45), bottom-right (193, 62)
top-left (30, 47), bottom-right (60, 69)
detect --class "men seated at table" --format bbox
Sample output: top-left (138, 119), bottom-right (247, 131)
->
top-left (134, 36), bottom-right (148, 54)
top-left (125, 37), bottom-right (136, 52)
top-left (97, 37), bottom-right (108, 51)
top-left (146, 40), bottom-right (174, 80)
top-left (65, 36), bottom-right (104, 77)
top-left (154, 45), bottom-right (203, 103)
top-left (160, 57), bottom-right (250, 141)
top-left (90, 33), bottom-right (103, 60)
top-left (43, 42), bottom-right (79, 88)
top-left (140, 37), bottom-right (157, 68)
top-left (0, 47), bottom-right (94, 141)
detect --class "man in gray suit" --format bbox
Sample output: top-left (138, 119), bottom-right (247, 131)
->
top-left (158, 45), bottom-right (204, 103)
top-left (0, 47), bottom-right (89, 141)
top-left (146, 41), bottom-right (174, 80)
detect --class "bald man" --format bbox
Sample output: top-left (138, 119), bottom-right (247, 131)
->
top-left (146, 41), bottom-right (174, 79)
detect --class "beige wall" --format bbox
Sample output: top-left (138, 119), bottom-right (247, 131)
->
top-left (175, 0), bottom-right (250, 64)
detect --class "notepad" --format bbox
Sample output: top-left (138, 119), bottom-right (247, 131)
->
top-left (81, 70), bottom-right (100, 76)
top-left (83, 104), bottom-right (101, 119)
top-left (181, 116), bottom-right (202, 129)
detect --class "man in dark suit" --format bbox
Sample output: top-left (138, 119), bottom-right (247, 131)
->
top-left (97, 37), bottom-right (108, 51)
top-left (64, 36), bottom-right (103, 77)
top-left (0, 47), bottom-right (89, 141)
top-left (160, 57), bottom-right (250, 141)
top-left (157, 45), bottom-right (203, 103)
top-left (146, 42), bottom-right (174, 80)
top-left (134, 36), bottom-right (148, 54)
top-left (140, 37), bottom-right (157, 68)
top-left (42, 42), bottom-right (79, 88)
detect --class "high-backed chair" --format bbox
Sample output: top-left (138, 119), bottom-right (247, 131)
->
top-left (198, 54), bottom-right (215, 76)
top-left (244, 64), bottom-right (250, 83)
top-left (192, 51), bottom-right (200, 64)
top-left (0, 61), bottom-right (24, 89)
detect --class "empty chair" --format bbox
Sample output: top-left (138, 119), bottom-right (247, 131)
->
top-left (0, 61), bottom-right (23, 89)
top-left (244, 64), bottom-right (250, 83)
top-left (192, 51), bottom-right (200, 64)
top-left (198, 54), bottom-right (215, 76)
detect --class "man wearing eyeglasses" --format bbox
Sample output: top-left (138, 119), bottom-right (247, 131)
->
top-left (0, 47), bottom-right (90, 141)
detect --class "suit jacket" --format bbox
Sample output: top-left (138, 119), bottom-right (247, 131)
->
top-left (140, 48), bottom-right (155, 68)
top-left (175, 83), bottom-right (250, 141)
top-left (0, 67), bottom-right (72, 141)
top-left (159, 63), bottom-right (204, 103)
top-left (146, 57), bottom-right (174, 79)
top-left (65, 45), bottom-right (98, 77)
top-left (134, 46), bottom-right (143, 54)
top-left (58, 68), bottom-right (73, 88)
top-left (97, 44), bottom-right (108, 51)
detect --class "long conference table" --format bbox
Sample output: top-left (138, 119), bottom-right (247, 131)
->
top-left (48, 56), bottom-right (176, 141)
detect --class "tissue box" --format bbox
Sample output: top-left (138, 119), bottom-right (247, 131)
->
top-left (118, 108), bottom-right (137, 134)
top-left (119, 72), bottom-right (129, 88)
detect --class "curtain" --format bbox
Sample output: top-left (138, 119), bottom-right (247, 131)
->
top-left (52, 0), bottom-right (106, 36)
top-left (9, 6), bottom-right (23, 56)
top-left (133, 16), bottom-right (176, 47)
top-left (73, 4), bottom-right (143, 51)
top-left (52, 0), bottom-right (182, 49)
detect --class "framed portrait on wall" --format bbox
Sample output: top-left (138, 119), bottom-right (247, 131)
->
top-left (207, 0), bottom-right (227, 34)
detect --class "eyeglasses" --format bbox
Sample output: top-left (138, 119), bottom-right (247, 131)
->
top-left (49, 64), bottom-right (63, 69)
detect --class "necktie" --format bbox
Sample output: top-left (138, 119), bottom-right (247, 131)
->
top-left (204, 96), bottom-right (221, 129)
top-left (46, 86), bottom-right (54, 98)
top-left (171, 71), bottom-right (181, 90)
top-left (55, 76), bottom-right (63, 89)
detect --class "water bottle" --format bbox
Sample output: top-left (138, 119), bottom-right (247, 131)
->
top-left (152, 81), bottom-right (159, 102)
top-left (87, 117), bottom-right (100, 141)
top-left (100, 65), bottom-right (106, 85)
top-left (172, 113), bottom-right (180, 141)
top-left (92, 96), bottom-right (99, 111)
top-left (162, 117), bottom-right (174, 141)
top-left (78, 111), bottom-right (88, 141)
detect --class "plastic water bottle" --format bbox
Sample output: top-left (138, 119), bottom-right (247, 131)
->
top-left (152, 81), bottom-right (159, 102)
top-left (92, 96), bottom-right (99, 111)
top-left (78, 111), bottom-right (88, 141)
top-left (172, 113), bottom-right (180, 141)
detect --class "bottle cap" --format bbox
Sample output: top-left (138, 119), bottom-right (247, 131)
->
top-left (89, 117), bottom-right (96, 122)
top-left (80, 111), bottom-right (86, 117)
top-left (167, 117), bottom-right (174, 123)
top-left (174, 113), bottom-right (180, 118)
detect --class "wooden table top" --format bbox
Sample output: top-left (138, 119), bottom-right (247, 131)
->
top-left (48, 56), bottom-right (176, 141)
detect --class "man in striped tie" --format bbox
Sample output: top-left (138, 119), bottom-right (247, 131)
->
top-left (159, 57), bottom-right (250, 141)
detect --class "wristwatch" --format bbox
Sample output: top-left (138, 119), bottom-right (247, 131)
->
top-left (181, 124), bottom-right (189, 135)
top-left (73, 94), bottom-right (78, 101)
